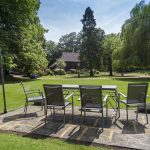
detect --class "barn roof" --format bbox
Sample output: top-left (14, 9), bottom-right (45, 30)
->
top-left (61, 52), bottom-right (80, 62)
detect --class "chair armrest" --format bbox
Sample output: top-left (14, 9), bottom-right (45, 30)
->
top-left (26, 91), bottom-right (42, 95)
top-left (118, 92), bottom-right (127, 98)
top-left (103, 95), bottom-right (108, 102)
top-left (65, 94), bottom-right (74, 100)
top-left (26, 89), bottom-right (41, 93)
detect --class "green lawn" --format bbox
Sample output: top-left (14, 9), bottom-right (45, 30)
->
top-left (0, 133), bottom-right (109, 150)
top-left (1, 74), bottom-right (150, 112)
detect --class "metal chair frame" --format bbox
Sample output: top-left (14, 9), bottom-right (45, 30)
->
top-left (119, 83), bottom-right (148, 124)
top-left (43, 84), bottom-right (74, 125)
top-left (20, 81), bottom-right (44, 116)
top-left (79, 85), bottom-right (108, 131)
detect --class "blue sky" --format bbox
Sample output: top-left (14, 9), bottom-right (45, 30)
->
top-left (38, 0), bottom-right (149, 43)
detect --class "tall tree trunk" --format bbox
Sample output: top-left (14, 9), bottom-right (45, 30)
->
top-left (89, 62), bottom-right (94, 77)
top-left (109, 58), bottom-right (113, 76)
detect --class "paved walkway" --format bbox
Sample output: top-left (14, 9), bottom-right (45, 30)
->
top-left (0, 106), bottom-right (150, 150)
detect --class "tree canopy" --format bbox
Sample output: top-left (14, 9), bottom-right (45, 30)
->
top-left (0, 0), bottom-right (48, 75)
top-left (58, 32), bottom-right (82, 53)
top-left (45, 40), bottom-right (61, 67)
top-left (103, 34), bottom-right (122, 75)
top-left (121, 0), bottom-right (150, 69)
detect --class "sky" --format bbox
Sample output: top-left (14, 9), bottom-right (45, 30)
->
top-left (38, 0), bottom-right (149, 43)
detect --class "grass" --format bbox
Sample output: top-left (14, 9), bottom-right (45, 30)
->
top-left (0, 133), bottom-right (109, 150)
top-left (1, 74), bottom-right (150, 112)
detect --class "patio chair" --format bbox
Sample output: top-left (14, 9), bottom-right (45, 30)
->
top-left (20, 81), bottom-right (44, 116)
top-left (43, 84), bottom-right (74, 125)
top-left (79, 85), bottom-right (108, 131)
top-left (119, 83), bottom-right (149, 124)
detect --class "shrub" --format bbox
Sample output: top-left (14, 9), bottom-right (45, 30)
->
top-left (47, 69), bottom-right (54, 76)
top-left (67, 71), bottom-right (71, 74)
top-left (80, 69), bottom-right (88, 74)
top-left (54, 68), bottom-right (66, 75)
top-left (55, 59), bottom-right (66, 69)
top-left (93, 69), bottom-right (100, 74)
top-left (70, 69), bottom-right (77, 74)
top-left (37, 70), bottom-right (46, 76)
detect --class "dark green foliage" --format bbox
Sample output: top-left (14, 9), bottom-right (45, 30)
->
top-left (54, 68), bottom-right (66, 75)
top-left (45, 40), bottom-right (61, 67)
top-left (70, 69), bottom-right (78, 74)
top-left (103, 34), bottom-right (122, 76)
top-left (46, 69), bottom-right (54, 76)
top-left (0, 0), bottom-right (48, 75)
top-left (81, 7), bottom-right (104, 76)
top-left (58, 32), bottom-right (82, 53)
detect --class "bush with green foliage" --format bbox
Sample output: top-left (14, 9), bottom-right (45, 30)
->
top-left (80, 69), bottom-right (88, 74)
top-left (70, 69), bottom-right (77, 74)
top-left (93, 69), bottom-right (100, 74)
top-left (47, 69), bottom-right (54, 76)
top-left (55, 59), bottom-right (66, 69)
top-left (54, 68), bottom-right (66, 75)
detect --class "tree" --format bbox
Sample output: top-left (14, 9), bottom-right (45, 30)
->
top-left (55, 59), bottom-right (66, 69)
top-left (81, 7), bottom-right (104, 76)
top-left (0, 0), bottom-right (48, 75)
top-left (45, 40), bottom-right (61, 67)
top-left (58, 32), bottom-right (81, 53)
top-left (121, 0), bottom-right (150, 69)
top-left (103, 34), bottom-right (121, 76)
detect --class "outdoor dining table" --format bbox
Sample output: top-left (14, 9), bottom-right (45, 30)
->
top-left (62, 84), bottom-right (120, 118)
top-left (62, 84), bottom-right (117, 91)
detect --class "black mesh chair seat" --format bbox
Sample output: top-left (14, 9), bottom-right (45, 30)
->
top-left (82, 103), bottom-right (102, 110)
top-left (47, 102), bottom-right (71, 109)
top-left (121, 99), bottom-right (144, 105)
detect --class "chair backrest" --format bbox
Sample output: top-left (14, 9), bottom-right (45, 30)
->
top-left (20, 81), bottom-right (27, 95)
top-left (127, 83), bottom-right (148, 103)
top-left (43, 84), bottom-right (64, 106)
top-left (79, 85), bottom-right (102, 108)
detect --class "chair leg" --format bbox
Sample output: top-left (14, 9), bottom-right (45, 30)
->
top-left (45, 108), bottom-right (47, 125)
top-left (24, 102), bottom-right (28, 117)
top-left (53, 106), bottom-right (55, 120)
top-left (72, 103), bottom-right (74, 120)
top-left (117, 94), bottom-right (120, 119)
top-left (145, 104), bottom-right (148, 124)
top-left (80, 109), bottom-right (83, 130)
top-left (126, 105), bottom-right (128, 123)
top-left (136, 106), bottom-right (138, 121)
top-left (106, 100), bottom-right (108, 118)
top-left (64, 108), bottom-right (66, 124)
top-left (41, 100), bottom-right (44, 111)
top-left (84, 110), bottom-right (86, 122)
top-left (102, 110), bottom-right (104, 132)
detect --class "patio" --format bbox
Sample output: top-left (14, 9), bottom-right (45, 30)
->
top-left (0, 106), bottom-right (150, 150)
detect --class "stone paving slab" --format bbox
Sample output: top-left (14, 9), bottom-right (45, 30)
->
top-left (0, 106), bottom-right (150, 150)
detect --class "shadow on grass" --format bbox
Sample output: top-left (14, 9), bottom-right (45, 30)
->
top-left (114, 77), bottom-right (150, 82)
top-left (65, 74), bottom-right (113, 79)
top-left (1, 75), bottom-right (38, 85)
